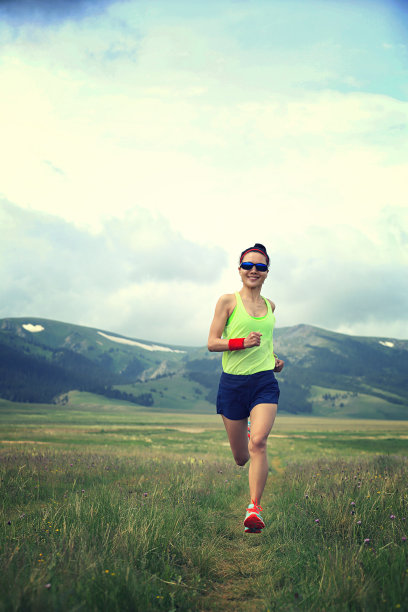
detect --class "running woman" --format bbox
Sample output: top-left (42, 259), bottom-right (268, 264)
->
top-left (208, 243), bottom-right (284, 533)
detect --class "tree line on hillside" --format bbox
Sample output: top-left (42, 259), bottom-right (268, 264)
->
top-left (0, 342), bottom-right (153, 406)
top-left (0, 340), bottom-right (313, 413)
top-left (3, 331), bottom-right (406, 413)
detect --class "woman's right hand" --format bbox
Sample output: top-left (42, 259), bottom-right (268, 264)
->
top-left (244, 332), bottom-right (262, 348)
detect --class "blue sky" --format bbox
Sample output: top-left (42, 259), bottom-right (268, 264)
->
top-left (0, 0), bottom-right (407, 344)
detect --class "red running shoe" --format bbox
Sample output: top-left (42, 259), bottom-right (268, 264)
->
top-left (244, 499), bottom-right (265, 530)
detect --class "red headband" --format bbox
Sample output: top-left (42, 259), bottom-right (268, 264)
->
top-left (240, 248), bottom-right (269, 264)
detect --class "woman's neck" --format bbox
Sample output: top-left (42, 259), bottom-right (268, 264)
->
top-left (239, 286), bottom-right (263, 301)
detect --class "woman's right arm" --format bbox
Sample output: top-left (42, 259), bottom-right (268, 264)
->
top-left (207, 294), bottom-right (234, 352)
top-left (207, 294), bottom-right (262, 352)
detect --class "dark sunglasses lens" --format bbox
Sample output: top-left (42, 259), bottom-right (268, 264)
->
top-left (241, 262), bottom-right (268, 271)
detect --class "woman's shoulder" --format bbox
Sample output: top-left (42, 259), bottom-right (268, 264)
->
top-left (216, 293), bottom-right (237, 315)
top-left (217, 293), bottom-right (237, 307)
top-left (264, 297), bottom-right (276, 313)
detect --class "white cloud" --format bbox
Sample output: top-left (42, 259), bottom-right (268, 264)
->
top-left (265, 212), bottom-right (408, 338)
top-left (0, 200), bottom-right (226, 344)
top-left (0, 1), bottom-right (407, 341)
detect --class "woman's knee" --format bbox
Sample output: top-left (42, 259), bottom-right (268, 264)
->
top-left (249, 433), bottom-right (268, 453)
top-left (234, 453), bottom-right (249, 466)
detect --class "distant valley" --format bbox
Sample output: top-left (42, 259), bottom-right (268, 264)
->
top-left (0, 317), bottom-right (407, 419)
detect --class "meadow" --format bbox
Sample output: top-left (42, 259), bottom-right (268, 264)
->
top-left (1, 395), bottom-right (407, 611)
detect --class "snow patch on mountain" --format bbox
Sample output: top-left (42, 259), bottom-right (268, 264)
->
top-left (379, 341), bottom-right (394, 348)
top-left (22, 324), bottom-right (45, 333)
top-left (97, 331), bottom-right (185, 353)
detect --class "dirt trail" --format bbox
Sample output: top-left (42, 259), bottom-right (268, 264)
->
top-left (199, 458), bottom-right (284, 611)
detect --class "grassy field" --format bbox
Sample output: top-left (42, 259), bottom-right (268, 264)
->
top-left (1, 396), bottom-right (408, 611)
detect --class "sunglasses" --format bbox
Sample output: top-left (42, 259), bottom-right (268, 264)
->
top-left (240, 261), bottom-right (268, 272)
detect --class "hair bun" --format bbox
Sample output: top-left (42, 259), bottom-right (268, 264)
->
top-left (254, 243), bottom-right (266, 252)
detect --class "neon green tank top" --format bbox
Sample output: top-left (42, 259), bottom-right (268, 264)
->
top-left (222, 292), bottom-right (276, 375)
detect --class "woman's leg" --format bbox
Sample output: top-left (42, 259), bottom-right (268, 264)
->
top-left (221, 415), bottom-right (250, 466)
top-left (248, 403), bottom-right (277, 503)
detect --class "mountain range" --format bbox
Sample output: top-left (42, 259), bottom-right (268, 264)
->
top-left (0, 317), bottom-right (407, 419)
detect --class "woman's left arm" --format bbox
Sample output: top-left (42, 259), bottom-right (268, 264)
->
top-left (268, 299), bottom-right (285, 372)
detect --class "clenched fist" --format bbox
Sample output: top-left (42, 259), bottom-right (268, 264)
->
top-left (273, 358), bottom-right (285, 373)
top-left (244, 332), bottom-right (262, 348)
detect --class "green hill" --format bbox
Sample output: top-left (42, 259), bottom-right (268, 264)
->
top-left (273, 324), bottom-right (408, 419)
top-left (0, 317), bottom-right (407, 419)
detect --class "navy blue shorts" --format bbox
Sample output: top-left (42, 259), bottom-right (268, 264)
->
top-left (216, 370), bottom-right (280, 420)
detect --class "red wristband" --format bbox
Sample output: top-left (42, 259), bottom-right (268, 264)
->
top-left (229, 338), bottom-right (245, 350)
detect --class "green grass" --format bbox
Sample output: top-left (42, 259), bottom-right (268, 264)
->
top-left (1, 449), bottom-right (246, 611)
top-left (1, 398), bottom-right (408, 611)
top-left (243, 455), bottom-right (407, 611)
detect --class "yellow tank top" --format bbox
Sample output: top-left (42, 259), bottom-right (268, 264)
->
top-left (222, 292), bottom-right (276, 375)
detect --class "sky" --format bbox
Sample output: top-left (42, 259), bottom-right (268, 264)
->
top-left (1, 0), bottom-right (407, 345)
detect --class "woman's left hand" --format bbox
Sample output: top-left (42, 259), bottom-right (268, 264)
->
top-left (273, 358), bottom-right (285, 373)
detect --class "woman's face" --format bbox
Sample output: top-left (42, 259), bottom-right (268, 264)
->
top-left (238, 251), bottom-right (269, 288)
